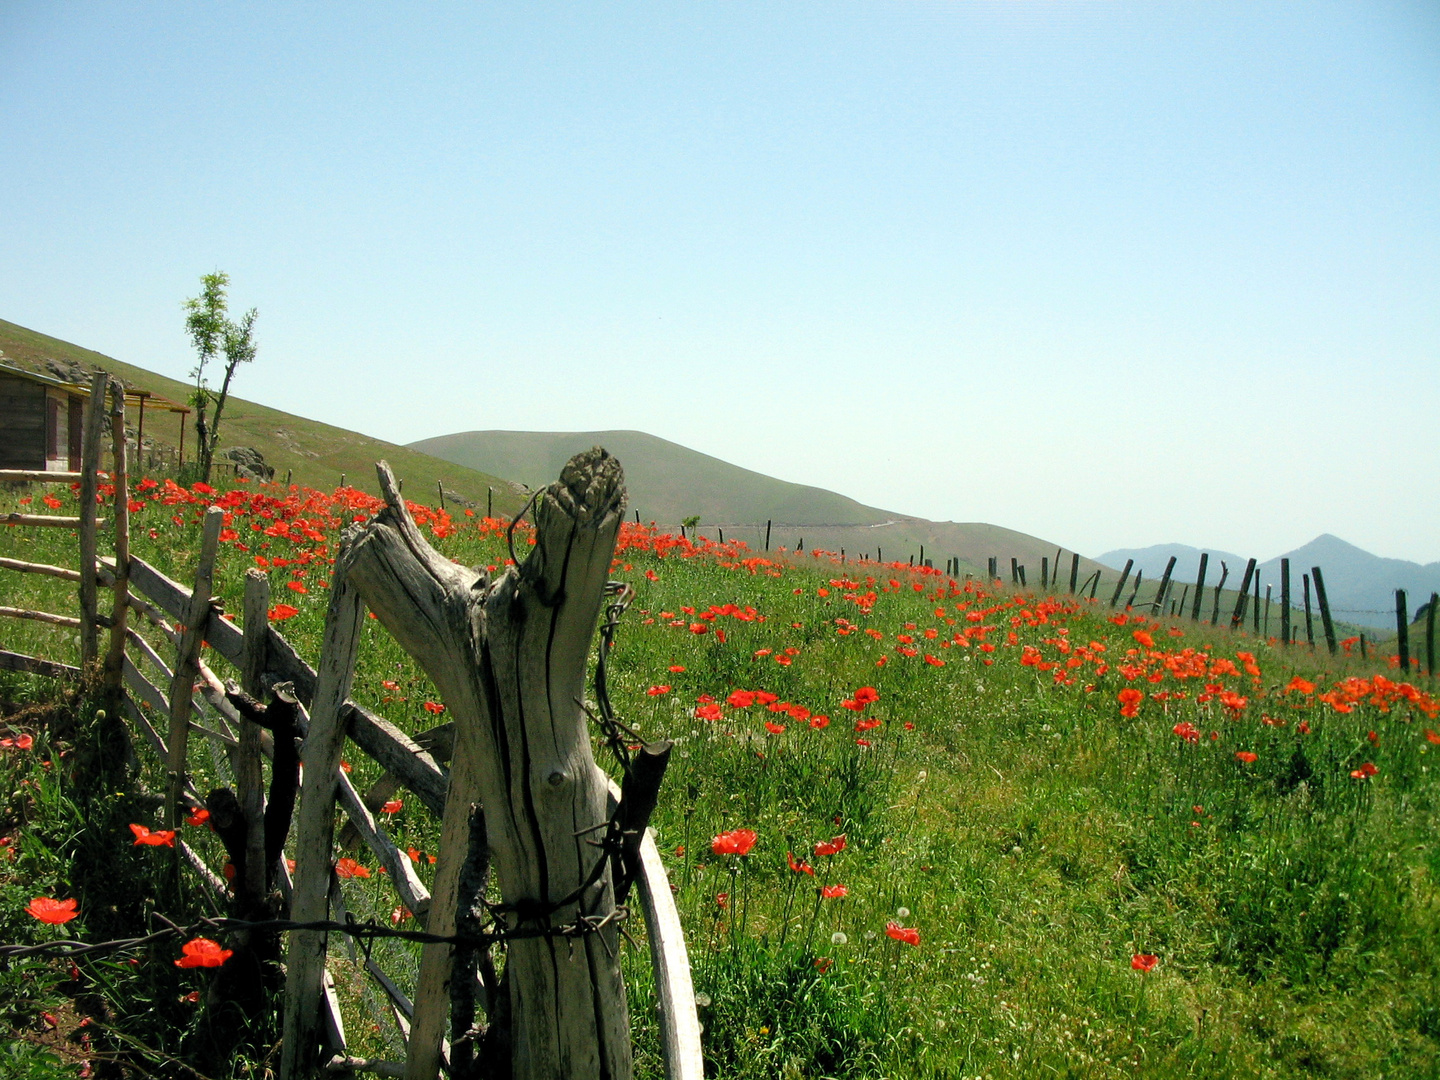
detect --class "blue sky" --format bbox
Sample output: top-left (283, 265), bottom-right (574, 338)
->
top-left (3, 2), bottom-right (1437, 562)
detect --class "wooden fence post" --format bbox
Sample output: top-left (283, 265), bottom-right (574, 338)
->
top-left (1396, 589), bottom-right (1410, 673)
top-left (1210, 561), bottom-right (1230, 626)
top-left (1426, 592), bottom-right (1437, 679)
top-left (279, 561), bottom-right (367, 1079)
top-left (165, 506), bottom-right (224, 829)
top-left (1263, 585), bottom-right (1272, 638)
top-left (1069, 552), bottom-right (1080, 594)
top-left (1040, 557), bottom-right (1048, 589)
top-left (1311, 566), bottom-right (1337, 655)
top-left (1191, 554), bottom-right (1208, 621)
top-left (344, 453), bottom-right (634, 1080)
top-left (1151, 556), bottom-right (1176, 613)
top-left (1010, 558), bottom-right (1019, 585)
top-left (1280, 558), bottom-right (1291, 645)
top-left (1125, 569), bottom-right (1143, 609)
top-left (1176, 585), bottom-right (1189, 620)
top-left (1229, 559), bottom-right (1256, 629)
top-left (987, 556), bottom-right (996, 581)
top-left (77, 370), bottom-right (109, 667)
top-left (238, 569), bottom-right (271, 901)
top-left (1110, 559), bottom-right (1133, 608)
top-left (765, 519), bottom-right (771, 551)
top-left (1252, 570), bottom-right (1261, 633)
top-left (101, 382), bottom-right (131, 714)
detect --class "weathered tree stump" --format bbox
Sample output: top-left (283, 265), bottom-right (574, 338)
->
top-left (343, 450), bottom-right (631, 1080)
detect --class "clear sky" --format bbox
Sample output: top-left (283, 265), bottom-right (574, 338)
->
top-left (3, 2), bottom-right (1436, 563)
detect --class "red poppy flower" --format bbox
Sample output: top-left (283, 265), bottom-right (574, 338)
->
top-left (787, 851), bottom-right (814, 876)
top-left (668, 664), bottom-right (685, 673)
top-left (335, 857), bottom-right (371, 878)
top-left (711, 829), bottom-right (757, 856)
top-left (696, 703), bottom-right (723, 722)
top-left (809, 714), bottom-right (830, 729)
top-left (1234, 751), bottom-right (1258, 764)
top-left (130, 823), bottom-right (177, 847)
top-left (1132, 630), bottom-right (1154, 648)
top-left (1350, 762), bottom-right (1378, 779)
top-left (1286, 676), bottom-right (1316, 694)
top-left (185, 808), bottom-right (211, 827)
top-left (854, 687), bottom-right (879, 704)
top-left (286, 580), bottom-right (308, 594)
top-left (1426, 729), bottom-right (1440, 745)
top-left (814, 835), bottom-right (847, 857)
top-left (821, 884), bottom-right (848, 898)
top-left (15, 734), bottom-right (34, 751)
top-left (268, 603), bottom-right (300, 622)
top-left (422, 701), bottom-right (445, 714)
top-left (381, 799), bottom-right (403, 814)
top-left (764, 721), bottom-right (786, 735)
top-left (886, 922), bottom-right (920, 946)
top-left (1131, 953), bottom-right (1158, 972)
top-left (175, 937), bottom-right (233, 969)
top-left (26, 897), bottom-right (79, 924)
top-left (1172, 722), bottom-right (1200, 744)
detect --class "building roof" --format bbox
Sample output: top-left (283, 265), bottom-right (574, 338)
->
top-left (0, 360), bottom-right (190, 413)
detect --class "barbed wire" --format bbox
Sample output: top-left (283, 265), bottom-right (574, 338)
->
top-left (0, 905), bottom-right (632, 965)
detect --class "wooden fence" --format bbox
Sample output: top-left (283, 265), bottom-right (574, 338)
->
top-left (0, 372), bottom-right (702, 1079)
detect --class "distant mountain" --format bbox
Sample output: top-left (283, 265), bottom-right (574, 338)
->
top-left (410, 429), bottom-right (1111, 583)
top-left (1096, 544), bottom-right (1246, 584)
top-left (1097, 536), bottom-right (1440, 631)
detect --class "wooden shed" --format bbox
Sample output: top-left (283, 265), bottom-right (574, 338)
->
top-left (0, 362), bottom-right (86, 471)
top-left (0, 362), bottom-right (192, 474)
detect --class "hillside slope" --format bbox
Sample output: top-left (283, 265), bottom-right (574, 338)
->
top-left (411, 429), bottom-right (1113, 584)
top-left (0, 319), bottom-right (524, 514)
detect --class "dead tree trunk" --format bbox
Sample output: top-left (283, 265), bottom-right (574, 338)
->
top-left (344, 450), bottom-right (632, 1080)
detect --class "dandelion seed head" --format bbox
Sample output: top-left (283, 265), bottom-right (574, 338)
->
top-left (896, 907), bottom-right (911, 918)
top-left (831, 932), bottom-right (848, 945)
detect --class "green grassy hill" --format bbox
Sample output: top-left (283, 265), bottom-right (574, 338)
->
top-left (411, 429), bottom-right (1115, 583)
top-left (0, 319), bottom-right (524, 515)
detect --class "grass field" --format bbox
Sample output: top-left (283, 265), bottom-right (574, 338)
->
top-left (1, 472), bottom-right (1437, 1078)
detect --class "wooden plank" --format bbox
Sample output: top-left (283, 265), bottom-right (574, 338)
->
top-left (0, 606), bottom-right (83, 628)
top-left (124, 552), bottom-right (450, 816)
top-left (165, 507), bottom-right (224, 830)
top-left (0, 649), bottom-right (81, 680)
top-left (1229, 559), bottom-right (1257, 629)
top-left (0, 512), bottom-right (98, 528)
top-left (334, 769), bottom-right (432, 918)
top-left (280, 565), bottom-right (366, 1080)
top-left (607, 780), bottom-right (703, 1080)
top-left (0, 469), bottom-right (84, 483)
top-left (77, 370), bottom-right (109, 666)
top-left (0, 556), bottom-right (82, 581)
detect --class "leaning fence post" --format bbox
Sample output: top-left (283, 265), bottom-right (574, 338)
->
top-left (165, 506), bottom-right (224, 829)
top-left (1126, 569), bottom-right (1144, 609)
top-left (279, 560), bottom-right (366, 1080)
top-left (1110, 559), bottom-right (1133, 608)
top-left (1069, 552), bottom-right (1079, 594)
top-left (1230, 559), bottom-right (1256, 629)
top-left (1191, 553), bottom-right (1209, 621)
top-left (1311, 566), bottom-right (1337, 655)
top-left (1151, 556), bottom-right (1176, 613)
top-left (77, 370), bottom-right (110, 668)
top-left (101, 382), bottom-right (131, 714)
top-left (1396, 589), bottom-right (1410, 673)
